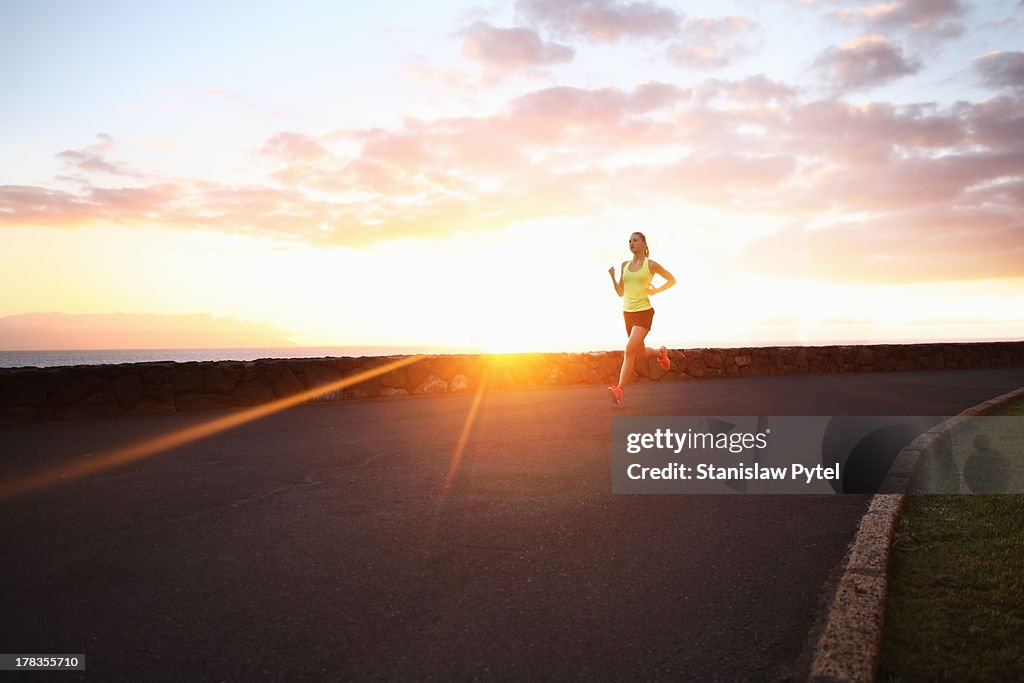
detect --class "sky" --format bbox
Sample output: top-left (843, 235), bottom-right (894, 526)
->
top-left (1, 0), bottom-right (1023, 353)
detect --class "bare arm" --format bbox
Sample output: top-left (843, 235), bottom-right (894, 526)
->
top-left (647, 260), bottom-right (677, 295)
top-left (608, 263), bottom-right (625, 297)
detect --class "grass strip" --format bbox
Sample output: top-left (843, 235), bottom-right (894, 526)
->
top-left (990, 395), bottom-right (1024, 417)
top-left (878, 396), bottom-right (1024, 681)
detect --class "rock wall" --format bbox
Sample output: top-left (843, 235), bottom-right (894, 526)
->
top-left (1, 341), bottom-right (1023, 425)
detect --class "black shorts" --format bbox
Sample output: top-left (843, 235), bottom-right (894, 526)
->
top-left (623, 308), bottom-right (654, 335)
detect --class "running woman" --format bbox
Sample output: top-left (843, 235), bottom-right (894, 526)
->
top-left (606, 232), bottom-right (677, 405)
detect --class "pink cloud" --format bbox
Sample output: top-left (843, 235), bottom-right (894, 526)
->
top-left (831, 0), bottom-right (966, 41)
top-left (622, 154), bottom-right (798, 204)
top-left (0, 186), bottom-right (104, 226)
top-left (460, 22), bottom-right (574, 70)
top-left (786, 99), bottom-right (965, 163)
top-left (964, 178), bottom-right (1024, 211)
top-left (0, 183), bottom-right (185, 227)
top-left (514, 0), bottom-right (683, 42)
top-left (88, 185), bottom-right (181, 215)
top-left (357, 129), bottom-right (437, 170)
top-left (56, 133), bottom-right (139, 177)
top-left (743, 205), bottom-right (1024, 283)
top-left (511, 1), bottom-right (761, 69)
top-left (403, 62), bottom-right (477, 92)
top-left (5, 78), bottom-right (1023, 276)
top-left (964, 95), bottom-right (1024, 148)
top-left (812, 35), bottom-right (921, 92)
top-left (974, 51), bottom-right (1024, 91)
top-left (667, 15), bottom-right (763, 69)
top-left (800, 150), bottom-right (1024, 212)
top-left (259, 132), bottom-right (331, 162)
top-left (712, 75), bottom-right (798, 103)
top-left (503, 82), bottom-right (685, 137)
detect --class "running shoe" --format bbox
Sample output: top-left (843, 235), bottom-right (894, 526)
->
top-left (657, 346), bottom-right (671, 372)
top-left (607, 385), bottom-right (623, 405)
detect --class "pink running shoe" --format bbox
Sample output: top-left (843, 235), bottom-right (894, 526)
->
top-left (607, 385), bottom-right (623, 405)
top-left (657, 346), bottom-right (671, 372)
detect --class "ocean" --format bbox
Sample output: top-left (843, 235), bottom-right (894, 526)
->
top-left (3, 337), bottom-right (1020, 369)
top-left (0, 347), bottom-right (455, 369)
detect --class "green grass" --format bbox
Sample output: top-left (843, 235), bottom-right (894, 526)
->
top-left (878, 392), bottom-right (1024, 681)
top-left (990, 395), bottom-right (1024, 417)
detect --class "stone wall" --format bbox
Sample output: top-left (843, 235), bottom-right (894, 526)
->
top-left (1, 341), bottom-right (1023, 425)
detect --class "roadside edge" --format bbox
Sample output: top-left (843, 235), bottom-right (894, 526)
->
top-left (807, 385), bottom-right (1024, 683)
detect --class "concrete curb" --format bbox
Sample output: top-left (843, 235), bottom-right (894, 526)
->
top-left (807, 385), bottom-right (1024, 683)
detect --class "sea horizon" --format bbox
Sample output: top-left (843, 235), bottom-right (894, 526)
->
top-left (0, 346), bottom-right (452, 369)
top-left (2, 336), bottom-right (1023, 370)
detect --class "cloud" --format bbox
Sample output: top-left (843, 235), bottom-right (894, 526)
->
top-left (797, 150), bottom-right (1024, 212)
top-left (0, 183), bottom-right (182, 227)
top-left (830, 0), bottom-right (966, 41)
top-left (259, 132), bottom-right (331, 162)
top-left (964, 177), bottom-right (1024, 211)
top-left (56, 133), bottom-right (139, 177)
top-left (460, 22), bottom-right (574, 72)
top-left (511, 1), bottom-right (762, 69)
top-left (667, 15), bottom-right (763, 68)
top-left (5, 79), bottom-right (1023, 277)
top-left (403, 62), bottom-right (477, 92)
top-left (812, 35), bottom-right (921, 92)
top-left (620, 154), bottom-right (798, 205)
top-left (452, 1), bottom-right (764, 79)
top-left (723, 75), bottom-right (799, 103)
top-left (0, 185), bottom-right (105, 226)
top-left (743, 205), bottom-right (1024, 283)
top-left (514, 0), bottom-right (683, 42)
top-left (785, 99), bottom-right (965, 163)
top-left (966, 95), bottom-right (1024, 149)
top-left (769, 97), bottom-right (1021, 214)
top-left (0, 82), bottom-right (682, 242)
top-left (973, 51), bottom-right (1024, 91)
top-left (690, 75), bottom-right (799, 105)
top-left (504, 82), bottom-right (685, 129)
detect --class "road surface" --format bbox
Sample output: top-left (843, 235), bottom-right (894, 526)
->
top-left (1, 367), bottom-right (1022, 681)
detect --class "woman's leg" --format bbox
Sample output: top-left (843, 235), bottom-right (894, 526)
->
top-left (641, 344), bottom-right (671, 370)
top-left (617, 325), bottom-right (650, 388)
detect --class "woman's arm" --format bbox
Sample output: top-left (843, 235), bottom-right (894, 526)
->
top-left (608, 264), bottom-right (624, 297)
top-left (647, 260), bottom-right (677, 295)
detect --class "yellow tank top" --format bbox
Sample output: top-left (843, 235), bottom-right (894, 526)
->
top-left (622, 258), bottom-right (653, 312)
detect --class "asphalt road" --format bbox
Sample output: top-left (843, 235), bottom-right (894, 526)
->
top-left (2, 367), bottom-right (1023, 681)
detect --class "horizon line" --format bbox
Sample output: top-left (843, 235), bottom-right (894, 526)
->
top-left (2, 336), bottom-right (1024, 355)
